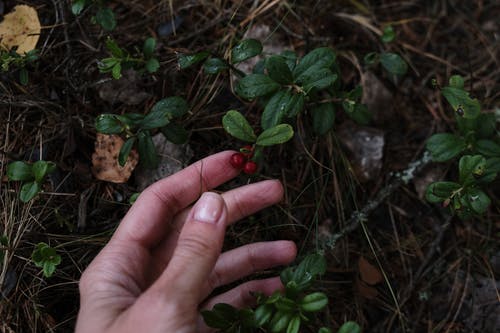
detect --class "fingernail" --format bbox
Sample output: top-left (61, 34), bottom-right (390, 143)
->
top-left (193, 192), bottom-right (223, 224)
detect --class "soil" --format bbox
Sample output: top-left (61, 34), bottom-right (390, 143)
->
top-left (1, 1), bottom-right (499, 332)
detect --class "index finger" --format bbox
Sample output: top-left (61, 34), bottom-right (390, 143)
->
top-left (112, 151), bottom-right (240, 248)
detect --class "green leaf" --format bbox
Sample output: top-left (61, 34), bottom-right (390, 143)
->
top-left (286, 94), bottom-right (305, 118)
top-left (466, 188), bottom-right (490, 214)
top-left (312, 102), bottom-right (335, 135)
top-left (129, 192), bottom-right (140, 205)
top-left (119, 137), bottom-right (136, 166)
top-left (145, 58), bottom-right (160, 73)
top-left (7, 161), bottom-right (33, 181)
top-left (71, 0), bottom-right (88, 15)
top-left (280, 50), bottom-right (297, 71)
top-left (298, 253), bottom-right (327, 276)
top-left (203, 58), bottom-right (229, 75)
top-left (425, 181), bottom-right (461, 203)
top-left (111, 63), bottom-right (122, 79)
top-left (161, 123), bottom-right (189, 144)
top-left (222, 110), bottom-right (257, 142)
top-left (364, 52), bottom-right (379, 65)
top-left (459, 155), bottom-right (486, 186)
top-left (318, 328), bottom-right (332, 333)
top-left (266, 56), bottom-right (293, 84)
top-left (261, 90), bottom-right (296, 130)
top-left (477, 157), bottom-right (500, 184)
top-left (381, 25), bottom-right (396, 43)
top-left (287, 316), bottom-right (301, 333)
top-left (178, 52), bottom-right (210, 69)
top-left (201, 309), bottom-right (232, 329)
top-left (426, 133), bottom-right (466, 162)
top-left (348, 103), bottom-right (371, 125)
top-left (256, 124), bottom-right (294, 146)
top-left (270, 311), bottom-right (292, 333)
top-left (475, 113), bottom-right (496, 138)
top-left (441, 86), bottom-right (480, 119)
top-left (449, 75), bottom-right (464, 89)
top-left (20, 181), bottom-right (41, 202)
top-left (105, 38), bottom-right (123, 58)
top-left (300, 69), bottom-right (337, 92)
top-left (300, 292), bottom-right (328, 312)
top-left (42, 262), bottom-right (57, 278)
top-left (95, 7), bottom-right (116, 31)
top-left (293, 47), bottom-right (336, 78)
top-left (254, 304), bottom-right (274, 327)
top-left (231, 39), bottom-right (263, 64)
top-left (137, 131), bottom-right (158, 169)
top-left (19, 68), bottom-right (28, 85)
top-left (275, 297), bottom-right (296, 312)
top-left (141, 97), bottom-right (188, 130)
top-left (475, 139), bottom-right (500, 157)
top-left (337, 321), bottom-right (362, 333)
top-left (142, 38), bottom-right (156, 58)
top-left (235, 74), bottom-right (280, 100)
top-left (379, 52), bottom-right (407, 76)
top-left (95, 114), bottom-right (124, 134)
top-left (32, 161), bottom-right (55, 183)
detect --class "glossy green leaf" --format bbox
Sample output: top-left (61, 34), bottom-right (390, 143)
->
top-left (254, 304), bottom-right (274, 327)
top-left (71, 0), bottom-right (88, 15)
top-left (231, 39), bottom-right (263, 64)
top-left (95, 7), bottom-right (116, 31)
top-left (161, 123), bottom-right (188, 144)
top-left (275, 297), bottom-right (296, 312)
top-left (32, 161), bottom-right (55, 183)
top-left (475, 139), bottom-right (500, 157)
top-left (449, 75), bottom-right (464, 89)
top-left (266, 56), bottom-right (293, 84)
top-left (298, 253), bottom-right (327, 276)
top-left (337, 321), bottom-right (362, 333)
top-left (270, 311), bottom-right (292, 333)
top-left (379, 52), bottom-right (407, 76)
top-left (145, 58), bottom-right (160, 73)
top-left (203, 58), bottom-right (229, 75)
top-left (129, 192), bottom-right (140, 205)
top-left (381, 25), bottom-right (395, 43)
top-left (426, 133), bottom-right (466, 162)
top-left (20, 181), bottom-right (41, 202)
top-left (95, 114), bottom-right (124, 134)
top-left (318, 328), bottom-right (332, 333)
top-left (256, 124), bottom-right (294, 146)
top-left (477, 157), bottom-right (500, 184)
top-left (119, 137), bottom-right (136, 166)
top-left (222, 110), bottom-right (256, 142)
top-left (261, 90), bottom-right (296, 130)
top-left (459, 155), bottom-right (486, 186)
top-left (293, 47), bottom-right (336, 78)
top-left (43, 262), bottom-right (57, 278)
top-left (425, 181), bottom-right (461, 203)
top-left (300, 292), bottom-right (328, 312)
top-left (137, 131), bottom-right (158, 169)
top-left (287, 316), bottom-right (301, 333)
top-left (142, 38), bottom-right (156, 58)
top-left (235, 74), bottom-right (280, 100)
top-left (7, 161), bottom-right (33, 181)
top-left (178, 52), bottom-right (210, 69)
top-left (466, 188), bottom-right (490, 214)
top-left (301, 70), bottom-right (337, 92)
top-left (313, 102), bottom-right (335, 135)
top-left (201, 309), bottom-right (231, 329)
top-left (281, 50), bottom-right (297, 71)
top-left (105, 38), bottom-right (123, 58)
top-left (441, 86), bottom-right (480, 119)
top-left (141, 97), bottom-right (188, 129)
top-left (286, 94), bottom-right (305, 118)
top-left (111, 62), bottom-right (122, 79)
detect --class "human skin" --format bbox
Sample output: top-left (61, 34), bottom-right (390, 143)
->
top-left (75, 151), bottom-right (297, 333)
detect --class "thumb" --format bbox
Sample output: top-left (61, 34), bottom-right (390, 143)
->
top-left (156, 192), bottom-right (228, 301)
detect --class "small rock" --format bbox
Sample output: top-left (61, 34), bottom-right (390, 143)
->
top-left (157, 15), bottom-right (184, 37)
top-left (338, 123), bottom-right (384, 182)
top-left (135, 133), bottom-right (193, 190)
top-left (98, 69), bottom-right (151, 105)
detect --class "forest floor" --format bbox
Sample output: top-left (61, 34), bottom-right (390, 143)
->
top-left (0, 1), bottom-right (499, 332)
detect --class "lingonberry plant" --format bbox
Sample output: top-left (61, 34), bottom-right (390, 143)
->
top-left (95, 96), bottom-right (189, 168)
top-left (71, 0), bottom-right (116, 31)
top-left (6, 160), bottom-right (56, 202)
top-left (98, 37), bottom-right (160, 79)
top-left (31, 242), bottom-right (61, 278)
top-left (425, 75), bottom-right (500, 219)
top-left (0, 48), bottom-right (39, 85)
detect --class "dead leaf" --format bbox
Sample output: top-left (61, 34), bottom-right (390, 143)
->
top-left (358, 256), bottom-right (383, 285)
top-left (0, 5), bottom-right (41, 53)
top-left (356, 278), bottom-right (379, 299)
top-left (91, 133), bottom-right (138, 183)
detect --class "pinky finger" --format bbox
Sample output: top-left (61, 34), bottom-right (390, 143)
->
top-left (198, 277), bottom-right (284, 332)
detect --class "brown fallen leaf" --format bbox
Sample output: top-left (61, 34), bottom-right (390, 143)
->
top-left (356, 278), bottom-right (379, 299)
top-left (358, 256), bottom-right (383, 285)
top-left (0, 5), bottom-right (41, 53)
top-left (91, 133), bottom-right (138, 183)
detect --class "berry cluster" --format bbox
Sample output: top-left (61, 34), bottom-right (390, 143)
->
top-left (229, 145), bottom-right (257, 174)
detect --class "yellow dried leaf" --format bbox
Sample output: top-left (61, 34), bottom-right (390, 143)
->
top-left (0, 5), bottom-right (41, 53)
top-left (92, 133), bottom-right (138, 183)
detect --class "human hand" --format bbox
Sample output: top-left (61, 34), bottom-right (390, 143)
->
top-left (75, 151), bottom-right (297, 333)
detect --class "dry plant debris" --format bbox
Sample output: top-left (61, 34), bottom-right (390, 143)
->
top-left (0, 5), bottom-right (41, 53)
top-left (91, 133), bottom-right (138, 183)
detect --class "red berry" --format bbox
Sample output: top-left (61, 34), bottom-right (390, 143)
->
top-left (243, 161), bottom-right (258, 174)
top-left (230, 153), bottom-right (246, 169)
